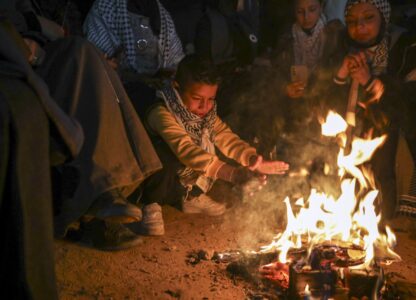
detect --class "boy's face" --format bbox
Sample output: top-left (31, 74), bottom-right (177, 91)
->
top-left (176, 81), bottom-right (218, 118)
top-left (295, 0), bottom-right (321, 30)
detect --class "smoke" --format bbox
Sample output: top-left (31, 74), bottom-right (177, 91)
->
top-left (217, 64), bottom-right (345, 250)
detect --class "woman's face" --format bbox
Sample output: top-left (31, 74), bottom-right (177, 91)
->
top-left (346, 3), bottom-right (382, 45)
top-left (178, 81), bottom-right (217, 118)
top-left (295, 0), bottom-right (322, 30)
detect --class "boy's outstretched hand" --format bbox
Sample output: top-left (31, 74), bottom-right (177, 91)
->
top-left (249, 155), bottom-right (289, 175)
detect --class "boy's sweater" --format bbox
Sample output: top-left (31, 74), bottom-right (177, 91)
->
top-left (147, 104), bottom-right (257, 179)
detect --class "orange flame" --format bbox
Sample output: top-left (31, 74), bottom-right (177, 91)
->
top-left (261, 111), bottom-right (401, 267)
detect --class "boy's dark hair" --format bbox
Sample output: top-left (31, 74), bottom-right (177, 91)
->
top-left (175, 55), bottom-right (221, 90)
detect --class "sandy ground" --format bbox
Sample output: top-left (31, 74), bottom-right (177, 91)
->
top-left (55, 188), bottom-right (416, 300)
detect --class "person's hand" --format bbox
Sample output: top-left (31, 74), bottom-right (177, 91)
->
top-left (249, 155), bottom-right (289, 175)
top-left (23, 38), bottom-right (45, 66)
top-left (104, 54), bottom-right (119, 70)
top-left (37, 16), bottom-right (64, 40)
top-left (286, 81), bottom-right (305, 99)
top-left (358, 78), bottom-right (384, 109)
top-left (336, 55), bottom-right (351, 80)
top-left (337, 52), bottom-right (371, 86)
top-left (348, 52), bottom-right (371, 86)
top-left (217, 163), bottom-right (266, 188)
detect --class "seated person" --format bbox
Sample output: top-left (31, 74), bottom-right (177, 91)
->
top-left (332, 0), bottom-right (416, 219)
top-left (83, 0), bottom-right (185, 114)
top-left (83, 0), bottom-right (184, 79)
top-left (1, 0), bottom-right (163, 250)
top-left (140, 55), bottom-right (290, 236)
top-left (274, 0), bottom-right (343, 101)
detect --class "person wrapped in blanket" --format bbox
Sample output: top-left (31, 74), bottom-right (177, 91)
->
top-left (139, 55), bottom-right (290, 236)
top-left (332, 0), bottom-right (416, 220)
top-left (1, 0), bottom-right (163, 250)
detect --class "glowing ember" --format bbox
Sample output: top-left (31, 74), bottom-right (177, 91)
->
top-left (261, 111), bottom-right (401, 268)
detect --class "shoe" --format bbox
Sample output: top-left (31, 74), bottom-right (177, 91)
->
top-left (87, 189), bottom-right (142, 223)
top-left (79, 219), bottom-right (143, 251)
top-left (140, 203), bottom-right (165, 236)
top-left (182, 194), bottom-right (226, 216)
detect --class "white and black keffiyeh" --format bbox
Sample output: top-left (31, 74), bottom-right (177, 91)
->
top-left (292, 15), bottom-right (327, 73)
top-left (84, 0), bottom-right (183, 74)
top-left (157, 85), bottom-right (217, 193)
top-left (345, 0), bottom-right (391, 75)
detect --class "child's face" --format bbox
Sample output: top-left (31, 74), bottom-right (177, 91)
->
top-left (346, 3), bottom-right (382, 45)
top-left (178, 81), bottom-right (218, 118)
top-left (295, 0), bottom-right (321, 30)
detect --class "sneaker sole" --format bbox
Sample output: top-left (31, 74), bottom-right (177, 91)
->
top-left (140, 224), bottom-right (165, 236)
top-left (145, 227), bottom-right (165, 236)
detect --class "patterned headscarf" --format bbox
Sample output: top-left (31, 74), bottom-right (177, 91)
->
top-left (345, 0), bottom-right (391, 25)
top-left (345, 0), bottom-right (391, 75)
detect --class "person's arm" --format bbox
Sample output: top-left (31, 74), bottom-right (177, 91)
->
top-left (213, 116), bottom-right (257, 166)
top-left (147, 105), bottom-right (224, 177)
top-left (148, 105), bottom-right (271, 186)
top-left (215, 117), bottom-right (289, 174)
top-left (83, 2), bottom-right (122, 58)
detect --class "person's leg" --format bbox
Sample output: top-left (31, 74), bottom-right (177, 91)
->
top-left (141, 139), bottom-right (187, 206)
top-left (139, 139), bottom-right (186, 235)
top-left (37, 36), bottom-right (161, 235)
top-left (0, 79), bottom-right (58, 299)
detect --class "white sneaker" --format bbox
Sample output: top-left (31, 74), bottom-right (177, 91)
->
top-left (141, 203), bottom-right (165, 236)
top-left (182, 194), bottom-right (226, 216)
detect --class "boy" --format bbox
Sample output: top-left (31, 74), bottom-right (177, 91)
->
top-left (141, 55), bottom-right (289, 235)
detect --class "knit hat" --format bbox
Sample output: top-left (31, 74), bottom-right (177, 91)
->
top-left (345, 0), bottom-right (391, 25)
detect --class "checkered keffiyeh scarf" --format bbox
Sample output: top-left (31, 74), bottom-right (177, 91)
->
top-left (157, 85), bottom-right (217, 193)
top-left (345, 0), bottom-right (391, 75)
top-left (292, 15), bottom-right (327, 72)
top-left (86, 0), bottom-right (183, 73)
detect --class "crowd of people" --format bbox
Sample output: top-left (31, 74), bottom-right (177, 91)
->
top-left (1, 0), bottom-right (416, 298)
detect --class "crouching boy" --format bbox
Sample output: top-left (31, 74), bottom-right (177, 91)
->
top-left (141, 55), bottom-right (289, 235)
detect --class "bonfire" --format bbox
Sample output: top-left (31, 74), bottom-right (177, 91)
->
top-left (256, 111), bottom-right (401, 298)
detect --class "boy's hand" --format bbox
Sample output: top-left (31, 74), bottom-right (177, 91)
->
top-left (217, 164), bottom-right (266, 185)
top-left (249, 155), bottom-right (289, 175)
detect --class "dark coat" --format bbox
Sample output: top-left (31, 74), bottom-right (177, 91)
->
top-left (37, 37), bottom-right (162, 236)
top-left (0, 18), bottom-right (83, 300)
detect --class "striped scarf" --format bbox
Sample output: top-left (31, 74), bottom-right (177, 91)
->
top-left (84, 0), bottom-right (184, 74)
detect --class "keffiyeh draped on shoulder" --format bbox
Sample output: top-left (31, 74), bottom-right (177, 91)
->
top-left (292, 15), bottom-right (327, 72)
top-left (84, 0), bottom-right (184, 74)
